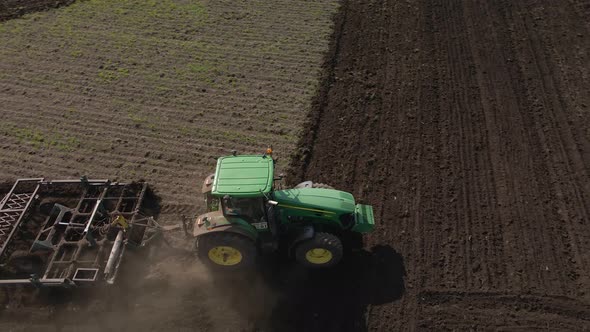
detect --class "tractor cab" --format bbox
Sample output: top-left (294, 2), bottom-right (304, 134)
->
top-left (202, 154), bottom-right (274, 206)
top-left (200, 154), bottom-right (277, 231)
top-left (221, 195), bottom-right (266, 224)
top-left (212, 154), bottom-right (274, 223)
top-left (211, 154), bottom-right (274, 198)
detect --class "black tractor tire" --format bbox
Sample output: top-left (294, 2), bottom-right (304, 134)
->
top-left (7, 250), bottom-right (43, 275)
top-left (312, 183), bottom-right (335, 190)
top-left (196, 232), bottom-right (257, 270)
top-left (295, 232), bottom-right (343, 268)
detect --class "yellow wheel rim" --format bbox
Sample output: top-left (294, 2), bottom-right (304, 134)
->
top-left (208, 246), bottom-right (243, 266)
top-left (305, 248), bottom-right (333, 264)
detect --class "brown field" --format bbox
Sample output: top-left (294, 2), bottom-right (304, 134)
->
top-left (291, 0), bottom-right (590, 330)
top-left (2, 0), bottom-right (590, 331)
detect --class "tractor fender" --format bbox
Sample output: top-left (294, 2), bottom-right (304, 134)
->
top-left (293, 181), bottom-right (313, 189)
top-left (195, 224), bottom-right (257, 243)
top-left (192, 211), bottom-right (257, 242)
top-left (288, 225), bottom-right (314, 256)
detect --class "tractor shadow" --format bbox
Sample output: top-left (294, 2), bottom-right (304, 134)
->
top-left (214, 245), bottom-right (405, 332)
top-left (268, 245), bottom-right (405, 332)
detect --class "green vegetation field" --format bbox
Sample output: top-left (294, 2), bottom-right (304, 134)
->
top-left (0, 0), bottom-right (339, 207)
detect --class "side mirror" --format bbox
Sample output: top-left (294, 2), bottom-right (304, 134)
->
top-left (267, 200), bottom-right (278, 206)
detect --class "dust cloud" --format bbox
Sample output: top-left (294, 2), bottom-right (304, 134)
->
top-left (0, 235), bottom-right (280, 332)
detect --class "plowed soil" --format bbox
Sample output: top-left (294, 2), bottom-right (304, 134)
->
top-left (290, 0), bottom-right (590, 330)
top-left (0, 0), bottom-right (75, 21)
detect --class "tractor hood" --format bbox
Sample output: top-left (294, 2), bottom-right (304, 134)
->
top-left (272, 188), bottom-right (356, 215)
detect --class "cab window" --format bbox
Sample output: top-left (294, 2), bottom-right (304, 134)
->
top-left (221, 196), bottom-right (265, 223)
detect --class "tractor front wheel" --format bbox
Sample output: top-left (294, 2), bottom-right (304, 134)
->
top-left (196, 233), bottom-right (256, 270)
top-left (295, 232), bottom-right (343, 268)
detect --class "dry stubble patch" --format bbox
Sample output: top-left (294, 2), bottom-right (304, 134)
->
top-left (0, 0), bottom-right (339, 207)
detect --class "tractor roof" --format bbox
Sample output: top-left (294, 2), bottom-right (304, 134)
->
top-left (211, 155), bottom-right (274, 197)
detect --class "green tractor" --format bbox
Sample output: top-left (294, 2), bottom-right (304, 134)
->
top-left (190, 151), bottom-right (375, 269)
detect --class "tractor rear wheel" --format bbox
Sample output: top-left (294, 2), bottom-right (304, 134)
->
top-left (295, 232), bottom-right (343, 268)
top-left (196, 233), bottom-right (256, 270)
top-left (312, 183), bottom-right (334, 189)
